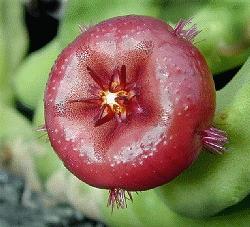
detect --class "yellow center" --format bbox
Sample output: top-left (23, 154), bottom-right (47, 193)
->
top-left (103, 91), bottom-right (118, 107)
top-left (101, 90), bottom-right (129, 114)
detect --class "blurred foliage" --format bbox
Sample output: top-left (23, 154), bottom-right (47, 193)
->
top-left (0, 0), bottom-right (27, 105)
top-left (101, 189), bottom-right (250, 227)
top-left (14, 38), bottom-right (61, 108)
top-left (0, 101), bottom-right (33, 141)
top-left (192, 3), bottom-right (250, 74)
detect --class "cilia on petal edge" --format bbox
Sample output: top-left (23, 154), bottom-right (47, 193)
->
top-left (42, 16), bottom-right (228, 210)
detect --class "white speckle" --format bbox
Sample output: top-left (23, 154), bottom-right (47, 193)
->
top-left (52, 86), bottom-right (56, 90)
top-left (79, 145), bottom-right (102, 163)
top-left (136, 105), bottom-right (143, 113)
top-left (163, 140), bottom-right (167, 145)
top-left (96, 39), bottom-right (116, 56)
top-left (157, 67), bottom-right (169, 79)
top-left (78, 50), bottom-right (90, 61)
top-left (184, 105), bottom-right (189, 111)
top-left (113, 125), bottom-right (168, 164)
top-left (58, 140), bottom-right (61, 144)
top-left (177, 112), bottom-right (182, 116)
top-left (141, 154), bottom-right (148, 159)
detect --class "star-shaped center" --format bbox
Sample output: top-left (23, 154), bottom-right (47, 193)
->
top-left (69, 65), bottom-right (140, 127)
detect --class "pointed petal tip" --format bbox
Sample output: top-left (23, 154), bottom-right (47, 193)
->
top-left (94, 105), bottom-right (114, 127)
top-left (86, 66), bottom-right (105, 90)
